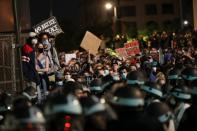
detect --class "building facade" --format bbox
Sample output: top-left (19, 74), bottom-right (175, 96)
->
top-left (0, 0), bottom-right (31, 32)
top-left (116, 0), bottom-right (181, 33)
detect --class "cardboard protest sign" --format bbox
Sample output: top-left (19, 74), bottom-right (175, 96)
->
top-left (80, 31), bottom-right (102, 55)
top-left (124, 40), bottom-right (140, 56)
top-left (65, 53), bottom-right (76, 64)
top-left (33, 16), bottom-right (63, 36)
top-left (115, 48), bottom-right (128, 58)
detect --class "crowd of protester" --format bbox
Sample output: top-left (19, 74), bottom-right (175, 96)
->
top-left (0, 30), bottom-right (196, 131)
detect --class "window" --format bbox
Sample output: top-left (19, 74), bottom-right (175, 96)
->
top-left (145, 4), bottom-right (157, 15)
top-left (162, 3), bottom-right (174, 14)
top-left (124, 22), bottom-right (138, 37)
top-left (118, 6), bottom-right (136, 17)
top-left (146, 21), bottom-right (159, 31)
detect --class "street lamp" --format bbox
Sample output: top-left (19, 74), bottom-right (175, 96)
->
top-left (105, 1), bottom-right (118, 49)
top-left (183, 20), bottom-right (189, 26)
top-left (105, 2), bottom-right (117, 21)
top-left (105, 2), bottom-right (113, 10)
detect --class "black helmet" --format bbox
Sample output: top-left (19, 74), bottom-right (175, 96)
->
top-left (110, 86), bottom-right (144, 107)
top-left (89, 79), bottom-right (104, 95)
top-left (181, 67), bottom-right (197, 81)
top-left (170, 85), bottom-right (191, 101)
top-left (168, 68), bottom-right (182, 80)
top-left (44, 94), bottom-right (83, 131)
top-left (44, 94), bottom-right (82, 117)
top-left (141, 82), bottom-right (163, 99)
top-left (63, 81), bottom-right (83, 96)
top-left (12, 96), bottom-right (32, 111)
top-left (0, 92), bottom-right (12, 112)
top-left (101, 75), bottom-right (114, 91)
top-left (145, 102), bottom-right (174, 123)
top-left (4, 106), bottom-right (45, 131)
top-left (0, 92), bottom-right (12, 123)
top-left (127, 71), bottom-right (146, 85)
top-left (189, 79), bottom-right (197, 95)
top-left (80, 95), bottom-right (106, 116)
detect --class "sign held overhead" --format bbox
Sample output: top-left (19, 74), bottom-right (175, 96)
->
top-left (33, 16), bottom-right (63, 36)
top-left (80, 31), bottom-right (102, 55)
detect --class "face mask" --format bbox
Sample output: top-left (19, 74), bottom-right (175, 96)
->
top-left (65, 74), bottom-right (71, 80)
top-left (113, 75), bottom-right (120, 81)
top-left (152, 67), bottom-right (157, 72)
top-left (38, 48), bottom-right (44, 53)
top-left (121, 73), bottom-right (127, 80)
top-left (43, 39), bottom-right (50, 45)
top-left (104, 70), bottom-right (109, 76)
top-left (136, 63), bottom-right (141, 69)
top-left (31, 38), bottom-right (38, 44)
top-left (56, 81), bottom-right (63, 86)
top-left (149, 59), bottom-right (153, 63)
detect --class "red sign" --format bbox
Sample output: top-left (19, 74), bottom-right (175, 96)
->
top-left (115, 48), bottom-right (128, 58)
top-left (124, 40), bottom-right (140, 56)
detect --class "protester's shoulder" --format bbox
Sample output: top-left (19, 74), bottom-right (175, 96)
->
top-left (22, 43), bottom-right (33, 54)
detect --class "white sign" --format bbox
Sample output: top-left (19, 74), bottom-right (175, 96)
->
top-left (65, 54), bottom-right (76, 64)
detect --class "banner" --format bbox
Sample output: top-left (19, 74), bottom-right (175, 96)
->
top-left (124, 40), bottom-right (140, 56)
top-left (33, 16), bottom-right (63, 36)
top-left (80, 31), bottom-right (102, 56)
top-left (115, 48), bottom-right (128, 58)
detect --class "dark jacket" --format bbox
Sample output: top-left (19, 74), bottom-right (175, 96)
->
top-left (22, 43), bottom-right (39, 84)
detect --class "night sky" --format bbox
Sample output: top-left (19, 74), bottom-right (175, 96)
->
top-left (30, 0), bottom-right (80, 27)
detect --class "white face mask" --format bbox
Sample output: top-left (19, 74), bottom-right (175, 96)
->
top-left (31, 38), bottom-right (38, 44)
top-left (121, 73), bottom-right (127, 80)
top-left (113, 75), bottom-right (120, 81)
top-left (65, 75), bottom-right (71, 80)
top-left (104, 70), bottom-right (109, 76)
top-left (136, 63), bottom-right (141, 69)
top-left (152, 67), bottom-right (157, 72)
top-left (43, 40), bottom-right (49, 45)
top-left (149, 59), bottom-right (153, 63)
top-left (56, 81), bottom-right (63, 86)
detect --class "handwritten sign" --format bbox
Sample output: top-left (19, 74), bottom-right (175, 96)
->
top-left (124, 40), bottom-right (140, 56)
top-left (115, 48), bottom-right (128, 58)
top-left (33, 16), bottom-right (63, 36)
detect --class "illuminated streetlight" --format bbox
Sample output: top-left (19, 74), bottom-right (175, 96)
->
top-left (105, 2), bottom-right (113, 10)
top-left (183, 20), bottom-right (189, 25)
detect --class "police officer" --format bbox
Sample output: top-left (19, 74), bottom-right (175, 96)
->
top-left (166, 84), bottom-right (191, 129)
top-left (44, 94), bottom-right (84, 131)
top-left (80, 95), bottom-right (110, 131)
top-left (126, 70), bottom-right (146, 87)
top-left (108, 86), bottom-right (145, 131)
top-left (140, 81), bottom-right (163, 106)
top-left (144, 102), bottom-right (175, 131)
top-left (177, 78), bottom-right (197, 131)
top-left (3, 106), bottom-right (46, 131)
